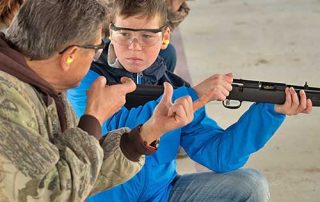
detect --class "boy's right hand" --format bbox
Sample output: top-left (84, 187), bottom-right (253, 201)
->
top-left (85, 76), bottom-right (136, 125)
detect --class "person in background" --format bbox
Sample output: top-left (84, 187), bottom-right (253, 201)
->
top-left (0, 0), bottom-right (200, 201)
top-left (0, 0), bottom-right (24, 33)
top-left (68, 0), bottom-right (313, 201)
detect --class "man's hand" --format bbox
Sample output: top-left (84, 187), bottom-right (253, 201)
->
top-left (275, 87), bottom-right (313, 115)
top-left (193, 73), bottom-right (233, 102)
top-left (140, 82), bottom-right (195, 145)
top-left (140, 82), bottom-right (212, 145)
top-left (85, 76), bottom-right (136, 125)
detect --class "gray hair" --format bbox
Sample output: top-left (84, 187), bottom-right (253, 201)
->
top-left (6, 0), bottom-right (107, 60)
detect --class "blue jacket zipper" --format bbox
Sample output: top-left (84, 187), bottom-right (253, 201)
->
top-left (136, 72), bottom-right (143, 84)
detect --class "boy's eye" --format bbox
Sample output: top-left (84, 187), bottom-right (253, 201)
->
top-left (142, 34), bottom-right (153, 39)
top-left (142, 32), bottom-right (157, 39)
top-left (118, 31), bottom-right (131, 37)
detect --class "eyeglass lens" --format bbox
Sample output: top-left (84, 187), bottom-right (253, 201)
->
top-left (112, 30), bottom-right (162, 47)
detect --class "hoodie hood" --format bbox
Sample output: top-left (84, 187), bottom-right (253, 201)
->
top-left (0, 33), bottom-right (67, 131)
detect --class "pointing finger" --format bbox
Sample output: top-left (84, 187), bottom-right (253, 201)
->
top-left (193, 94), bottom-right (210, 112)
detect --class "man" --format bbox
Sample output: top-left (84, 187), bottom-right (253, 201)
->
top-left (0, 0), bottom-right (199, 201)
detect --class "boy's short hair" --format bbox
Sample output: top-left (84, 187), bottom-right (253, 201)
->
top-left (111, 0), bottom-right (167, 26)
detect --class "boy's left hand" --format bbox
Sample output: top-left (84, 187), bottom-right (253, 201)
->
top-left (275, 87), bottom-right (313, 115)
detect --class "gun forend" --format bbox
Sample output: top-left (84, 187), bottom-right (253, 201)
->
top-left (224, 79), bottom-right (320, 109)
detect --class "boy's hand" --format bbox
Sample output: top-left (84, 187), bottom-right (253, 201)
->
top-left (85, 76), bottom-right (136, 125)
top-left (275, 87), bottom-right (312, 115)
top-left (193, 73), bottom-right (233, 102)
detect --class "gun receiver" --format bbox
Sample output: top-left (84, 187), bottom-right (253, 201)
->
top-left (125, 84), bottom-right (164, 109)
top-left (224, 79), bottom-right (320, 109)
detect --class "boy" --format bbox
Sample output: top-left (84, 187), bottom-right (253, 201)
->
top-left (68, 0), bottom-right (312, 201)
top-left (98, 0), bottom-right (190, 73)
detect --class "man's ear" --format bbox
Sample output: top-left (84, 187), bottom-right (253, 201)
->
top-left (161, 27), bottom-right (171, 50)
top-left (60, 46), bottom-right (78, 72)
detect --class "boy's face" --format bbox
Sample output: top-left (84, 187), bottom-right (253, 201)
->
top-left (110, 14), bottom-right (170, 73)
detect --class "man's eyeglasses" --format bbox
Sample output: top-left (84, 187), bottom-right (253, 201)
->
top-left (59, 40), bottom-right (105, 61)
top-left (110, 23), bottom-right (166, 47)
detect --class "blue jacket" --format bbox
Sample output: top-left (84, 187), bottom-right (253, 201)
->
top-left (67, 62), bottom-right (286, 202)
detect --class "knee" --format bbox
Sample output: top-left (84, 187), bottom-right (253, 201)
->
top-left (237, 168), bottom-right (270, 202)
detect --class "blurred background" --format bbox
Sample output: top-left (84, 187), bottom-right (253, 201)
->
top-left (174, 0), bottom-right (320, 201)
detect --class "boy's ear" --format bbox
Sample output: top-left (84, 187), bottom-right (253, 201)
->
top-left (59, 46), bottom-right (78, 72)
top-left (161, 27), bottom-right (171, 50)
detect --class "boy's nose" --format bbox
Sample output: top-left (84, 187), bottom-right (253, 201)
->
top-left (128, 38), bottom-right (143, 50)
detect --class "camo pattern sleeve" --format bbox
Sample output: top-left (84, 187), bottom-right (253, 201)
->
top-left (90, 127), bottom-right (145, 195)
top-left (0, 72), bottom-right (143, 202)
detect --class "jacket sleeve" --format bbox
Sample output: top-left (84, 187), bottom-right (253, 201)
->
top-left (180, 88), bottom-right (286, 172)
top-left (90, 127), bottom-right (145, 195)
top-left (0, 78), bottom-right (144, 201)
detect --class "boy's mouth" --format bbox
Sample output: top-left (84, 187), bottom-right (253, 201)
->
top-left (126, 57), bottom-right (143, 63)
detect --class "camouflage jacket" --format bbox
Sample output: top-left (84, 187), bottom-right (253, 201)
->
top-left (0, 35), bottom-right (150, 201)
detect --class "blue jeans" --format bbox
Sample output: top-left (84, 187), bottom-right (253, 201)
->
top-left (169, 169), bottom-right (270, 202)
